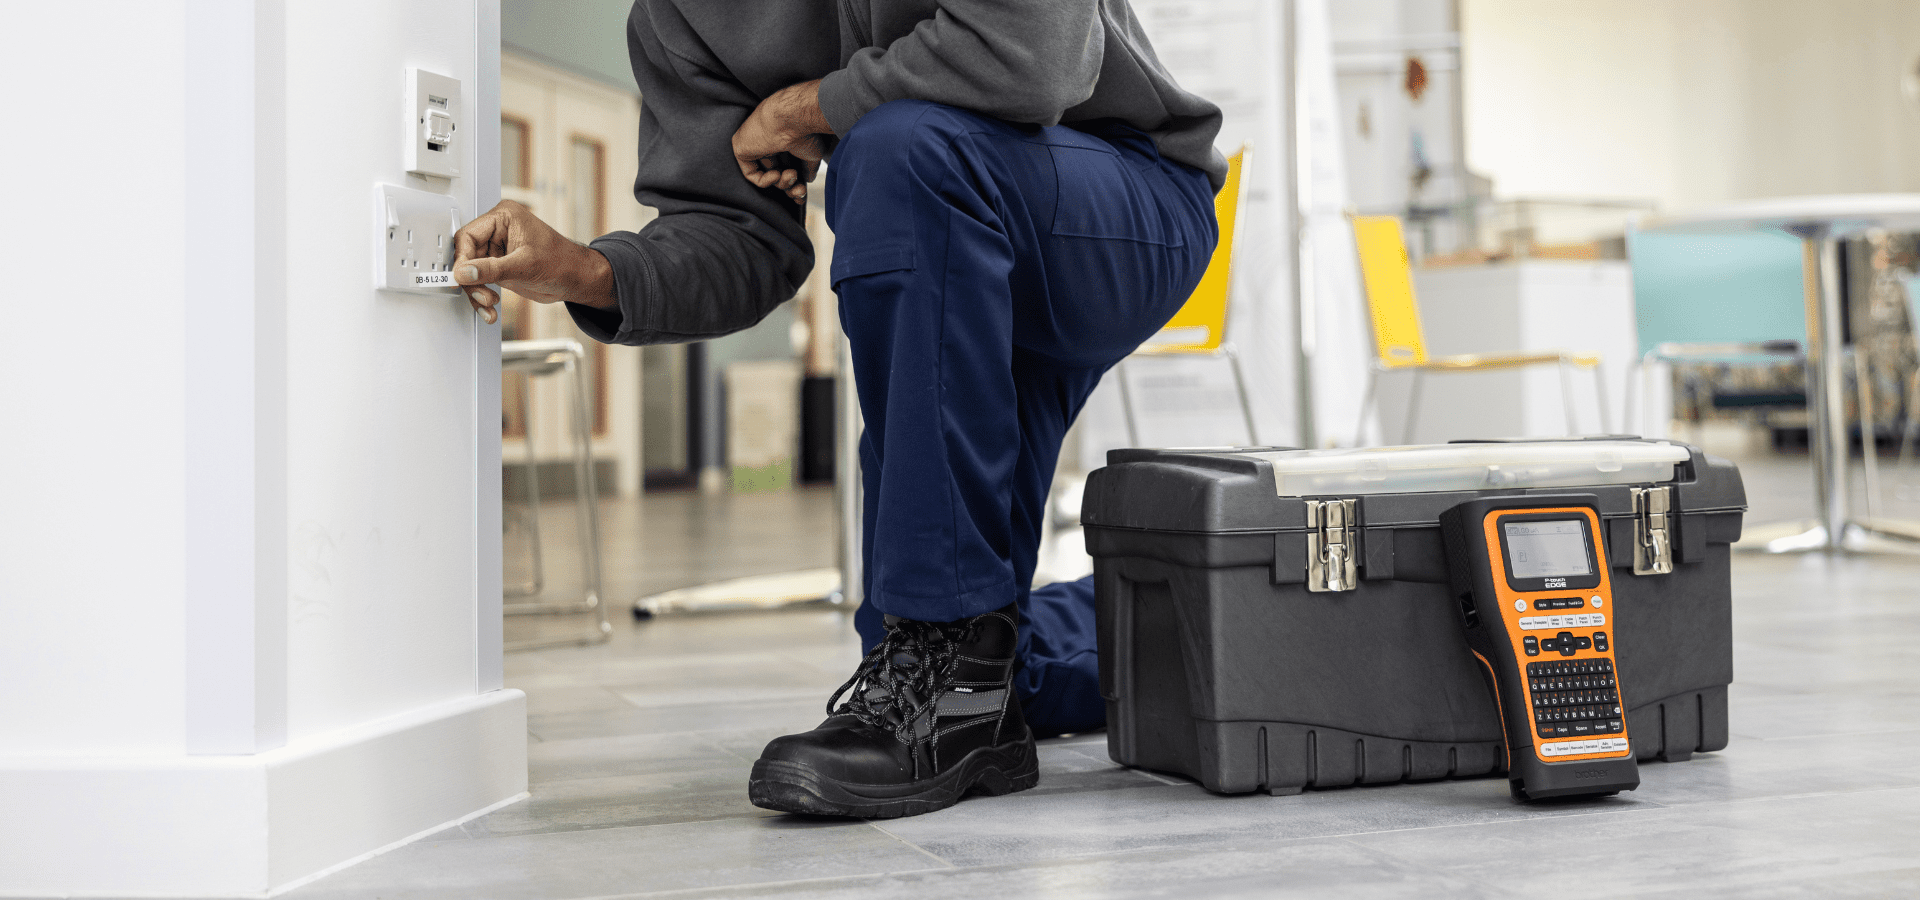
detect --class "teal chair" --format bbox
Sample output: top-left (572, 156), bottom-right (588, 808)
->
top-left (1625, 228), bottom-right (1809, 435)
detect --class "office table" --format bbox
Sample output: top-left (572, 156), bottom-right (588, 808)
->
top-left (1645, 195), bottom-right (1920, 553)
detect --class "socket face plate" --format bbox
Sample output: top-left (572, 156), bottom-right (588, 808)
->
top-left (376, 183), bottom-right (463, 295)
top-left (406, 68), bottom-right (462, 178)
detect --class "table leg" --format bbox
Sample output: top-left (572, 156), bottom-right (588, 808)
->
top-left (1744, 233), bottom-right (1920, 555)
top-left (1810, 236), bottom-right (1851, 548)
top-left (1739, 234), bottom-right (1845, 553)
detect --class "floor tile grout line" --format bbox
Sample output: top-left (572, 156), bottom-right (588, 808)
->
top-left (1053, 744), bottom-right (1188, 786)
top-left (868, 820), bottom-right (962, 869)
top-left (553, 863), bottom-right (961, 900)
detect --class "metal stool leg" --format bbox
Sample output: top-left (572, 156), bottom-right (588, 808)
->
top-left (1116, 359), bottom-right (1141, 446)
top-left (503, 339), bottom-right (611, 650)
top-left (504, 369), bottom-right (545, 599)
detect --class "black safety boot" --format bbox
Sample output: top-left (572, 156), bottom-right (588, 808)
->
top-left (749, 604), bottom-right (1038, 818)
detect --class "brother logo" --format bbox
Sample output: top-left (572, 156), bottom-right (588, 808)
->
top-left (1544, 578), bottom-right (1567, 588)
top-left (1574, 769), bottom-right (1609, 779)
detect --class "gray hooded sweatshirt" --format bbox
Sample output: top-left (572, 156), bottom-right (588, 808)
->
top-left (570, 0), bottom-right (1226, 346)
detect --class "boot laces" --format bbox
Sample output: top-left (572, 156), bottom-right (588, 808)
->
top-left (826, 618), bottom-right (983, 768)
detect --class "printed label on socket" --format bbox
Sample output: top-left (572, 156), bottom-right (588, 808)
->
top-left (414, 271), bottom-right (456, 288)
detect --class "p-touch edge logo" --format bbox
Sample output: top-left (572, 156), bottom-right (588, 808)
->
top-left (1574, 769), bottom-right (1610, 779)
top-left (1544, 578), bottom-right (1568, 588)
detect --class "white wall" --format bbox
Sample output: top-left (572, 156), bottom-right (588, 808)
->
top-left (1, 3), bottom-right (192, 759)
top-left (0, 2), bottom-right (523, 895)
top-left (281, 0), bottom-right (491, 742)
top-left (1461, 0), bottom-right (1920, 211)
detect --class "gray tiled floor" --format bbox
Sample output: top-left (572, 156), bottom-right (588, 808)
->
top-left (286, 444), bottom-right (1920, 898)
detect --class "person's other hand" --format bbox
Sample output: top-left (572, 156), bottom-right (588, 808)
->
top-left (452, 200), bottom-right (615, 323)
top-left (732, 79), bottom-right (830, 205)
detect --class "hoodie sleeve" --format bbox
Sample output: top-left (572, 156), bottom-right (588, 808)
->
top-left (567, 2), bottom-right (815, 346)
top-left (815, 0), bottom-right (1105, 136)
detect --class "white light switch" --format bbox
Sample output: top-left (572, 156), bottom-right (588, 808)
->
top-left (405, 68), bottom-right (461, 179)
top-left (375, 183), bottom-right (464, 294)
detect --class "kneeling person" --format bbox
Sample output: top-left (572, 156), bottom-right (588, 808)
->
top-left (453, 0), bottom-right (1225, 818)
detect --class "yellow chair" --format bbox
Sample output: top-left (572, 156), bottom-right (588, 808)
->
top-left (1350, 214), bottom-right (1609, 445)
top-left (1118, 147), bottom-right (1256, 445)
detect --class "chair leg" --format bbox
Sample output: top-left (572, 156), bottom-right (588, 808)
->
top-left (566, 348), bottom-right (607, 626)
top-left (1227, 348), bottom-right (1259, 446)
top-left (1558, 357), bottom-right (1580, 435)
top-left (1402, 368), bottom-right (1425, 445)
top-left (1624, 357), bottom-right (1642, 437)
top-left (1856, 346), bottom-right (1882, 521)
top-left (1116, 359), bottom-right (1141, 447)
top-left (1592, 363), bottom-right (1612, 434)
top-left (1355, 365), bottom-right (1381, 448)
top-left (513, 370), bottom-right (545, 598)
top-left (1899, 368), bottom-right (1920, 474)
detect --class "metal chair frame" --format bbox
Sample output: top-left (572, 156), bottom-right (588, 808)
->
top-left (501, 338), bottom-right (610, 651)
top-left (1349, 214), bottom-right (1610, 446)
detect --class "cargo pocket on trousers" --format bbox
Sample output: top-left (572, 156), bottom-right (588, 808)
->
top-left (1048, 145), bottom-right (1182, 247)
top-left (831, 246), bottom-right (916, 289)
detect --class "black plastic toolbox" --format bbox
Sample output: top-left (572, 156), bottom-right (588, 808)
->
top-left (1080, 438), bottom-right (1744, 795)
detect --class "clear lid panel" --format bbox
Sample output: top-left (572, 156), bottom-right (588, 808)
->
top-left (1244, 441), bottom-right (1691, 497)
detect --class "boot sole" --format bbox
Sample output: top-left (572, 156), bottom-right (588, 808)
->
top-left (748, 733), bottom-right (1039, 818)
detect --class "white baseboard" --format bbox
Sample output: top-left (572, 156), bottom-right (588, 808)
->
top-left (0, 689), bottom-right (528, 899)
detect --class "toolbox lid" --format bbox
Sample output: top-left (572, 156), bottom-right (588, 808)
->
top-left (1246, 440), bottom-right (1691, 496)
top-left (1086, 438), bottom-right (1743, 538)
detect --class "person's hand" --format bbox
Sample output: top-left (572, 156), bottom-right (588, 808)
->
top-left (731, 79), bottom-right (830, 205)
top-left (452, 200), bottom-right (615, 323)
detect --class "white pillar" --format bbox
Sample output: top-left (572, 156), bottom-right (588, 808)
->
top-left (0, 2), bottom-right (523, 896)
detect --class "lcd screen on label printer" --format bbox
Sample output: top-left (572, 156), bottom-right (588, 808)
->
top-left (1503, 520), bottom-right (1592, 579)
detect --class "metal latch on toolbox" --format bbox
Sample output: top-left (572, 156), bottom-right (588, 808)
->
top-left (1306, 498), bottom-right (1358, 592)
top-left (1632, 486), bottom-right (1673, 575)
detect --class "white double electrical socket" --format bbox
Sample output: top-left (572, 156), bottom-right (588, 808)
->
top-left (405, 68), bottom-right (462, 179)
top-left (376, 183), bottom-right (464, 294)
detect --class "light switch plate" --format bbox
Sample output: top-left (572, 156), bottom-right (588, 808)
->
top-left (375, 183), bottom-right (463, 294)
top-left (405, 67), bottom-right (461, 178)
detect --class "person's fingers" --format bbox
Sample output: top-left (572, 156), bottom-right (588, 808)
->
top-left (466, 285), bottom-right (498, 309)
top-left (456, 246), bottom-right (538, 287)
top-left (775, 169), bottom-right (799, 191)
top-left (466, 288), bottom-right (499, 324)
top-left (453, 210), bottom-right (504, 270)
top-left (787, 183), bottom-right (807, 204)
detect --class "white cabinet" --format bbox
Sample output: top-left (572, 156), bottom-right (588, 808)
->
top-left (1371, 261), bottom-right (1636, 443)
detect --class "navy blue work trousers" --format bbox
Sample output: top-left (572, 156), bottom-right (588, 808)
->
top-left (826, 101), bottom-right (1217, 736)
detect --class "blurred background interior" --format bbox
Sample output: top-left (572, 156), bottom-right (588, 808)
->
top-left (495, 0), bottom-right (1920, 652)
top-left (16, 0), bottom-right (1920, 896)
